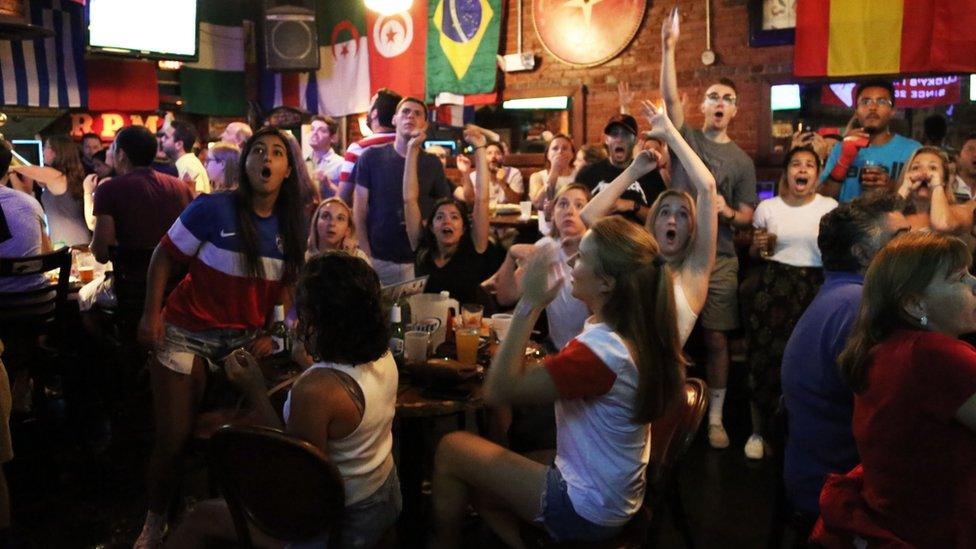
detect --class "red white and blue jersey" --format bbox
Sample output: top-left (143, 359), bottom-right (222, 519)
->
top-left (160, 193), bottom-right (285, 331)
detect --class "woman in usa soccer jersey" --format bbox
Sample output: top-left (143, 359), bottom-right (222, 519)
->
top-left (134, 127), bottom-right (306, 548)
top-left (431, 216), bottom-right (686, 546)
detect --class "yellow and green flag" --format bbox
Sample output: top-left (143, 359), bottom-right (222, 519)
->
top-left (425, 0), bottom-right (500, 102)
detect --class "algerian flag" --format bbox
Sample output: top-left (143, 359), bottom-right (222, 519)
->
top-left (180, 0), bottom-right (246, 116)
top-left (310, 0), bottom-right (371, 117)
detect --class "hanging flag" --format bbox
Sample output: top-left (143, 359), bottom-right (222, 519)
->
top-left (86, 59), bottom-right (158, 112)
top-left (0, 0), bottom-right (87, 109)
top-left (366, 3), bottom-right (427, 100)
top-left (308, 0), bottom-right (371, 117)
top-left (425, 0), bottom-right (500, 102)
top-left (259, 71), bottom-right (315, 112)
top-left (795, 0), bottom-right (976, 77)
top-left (180, 0), bottom-right (247, 116)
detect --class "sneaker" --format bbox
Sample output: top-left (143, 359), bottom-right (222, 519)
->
top-left (133, 512), bottom-right (165, 549)
top-left (744, 434), bottom-right (765, 460)
top-left (708, 424), bottom-right (729, 449)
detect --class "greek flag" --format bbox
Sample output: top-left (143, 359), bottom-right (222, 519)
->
top-left (0, 0), bottom-right (87, 108)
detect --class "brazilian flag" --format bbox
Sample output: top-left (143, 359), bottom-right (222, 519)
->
top-left (425, 0), bottom-right (501, 102)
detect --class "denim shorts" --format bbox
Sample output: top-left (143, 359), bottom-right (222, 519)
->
top-left (288, 466), bottom-right (402, 549)
top-left (535, 465), bottom-right (623, 543)
top-left (155, 324), bottom-right (260, 375)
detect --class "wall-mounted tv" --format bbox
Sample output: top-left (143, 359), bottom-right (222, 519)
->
top-left (771, 84), bottom-right (801, 111)
top-left (86, 0), bottom-right (199, 61)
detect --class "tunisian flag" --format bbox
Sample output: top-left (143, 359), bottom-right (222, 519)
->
top-left (366, 3), bottom-right (427, 100)
top-left (795, 0), bottom-right (976, 77)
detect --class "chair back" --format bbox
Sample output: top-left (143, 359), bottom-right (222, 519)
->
top-left (208, 425), bottom-right (346, 546)
top-left (0, 247), bottom-right (71, 327)
top-left (648, 378), bottom-right (709, 496)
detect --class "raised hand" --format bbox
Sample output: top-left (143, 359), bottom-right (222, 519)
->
top-left (456, 154), bottom-right (472, 174)
top-left (641, 99), bottom-right (673, 140)
top-left (408, 129), bottom-right (427, 151)
top-left (463, 125), bottom-right (488, 148)
top-left (661, 5), bottom-right (680, 51)
top-left (617, 81), bottom-right (635, 114)
top-left (520, 241), bottom-right (564, 310)
top-left (629, 149), bottom-right (660, 177)
top-left (83, 173), bottom-right (100, 195)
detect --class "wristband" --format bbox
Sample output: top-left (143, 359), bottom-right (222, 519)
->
top-left (829, 136), bottom-right (869, 182)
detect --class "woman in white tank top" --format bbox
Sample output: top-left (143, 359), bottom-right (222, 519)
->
top-left (581, 103), bottom-right (718, 345)
top-left (166, 253), bottom-right (400, 549)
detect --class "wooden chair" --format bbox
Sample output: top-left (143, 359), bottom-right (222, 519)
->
top-left (520, 378), bottom-right (708, 549)
top-left (645, 377), bottom-right (709, 548)
top-left (208, 425), bottom-right (346, 548)
top-left (0, 248), bottom-right (72, 375)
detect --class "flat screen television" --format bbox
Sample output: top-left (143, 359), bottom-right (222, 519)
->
top-left (771, 84), bottom-right (801, 111)
top-left (86, 0), bottom-right (199, 61)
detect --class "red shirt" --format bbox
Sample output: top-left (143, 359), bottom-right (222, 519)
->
top-left (853, 330), bottom-right (976, 547)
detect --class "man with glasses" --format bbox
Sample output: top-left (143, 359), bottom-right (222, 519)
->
top-left (820, 79), bottom-right (920, 202)
top-left (661, 7), bottom-right (757, 450)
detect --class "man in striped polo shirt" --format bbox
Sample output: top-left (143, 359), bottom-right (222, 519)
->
top-left (337, 88), bottom-right (402, 205)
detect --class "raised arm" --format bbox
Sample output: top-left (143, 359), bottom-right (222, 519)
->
top-left (660, 6), bottom-right (685, 129)
top-left (353, 185), bottom-right (371, 257)
top-left (641, 100), bottom-right (717, 311)
top-left (465, 126), bottom-right (490, 253)
top-left (484, 243), bottom-right (562, 406)
top-left (926, 171), bottom-right (973, 234)
top-left (579, 150), bottom-right (659, 228)
top-left (402, 130), bottom-right (427, 251)
top-left (491, 243), bottom-right (535, 306)
top-left (83, 174), bottom-right (99, 231)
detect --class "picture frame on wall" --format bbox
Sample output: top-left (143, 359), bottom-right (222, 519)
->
top-left (748, 0), bottom-right (796, 47)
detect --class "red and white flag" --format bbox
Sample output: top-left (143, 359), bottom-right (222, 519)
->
top-left (366, 4), bottom-right (426, 100)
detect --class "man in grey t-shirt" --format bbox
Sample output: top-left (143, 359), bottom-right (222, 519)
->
top-left (661, 7), bottom-right (757, 451)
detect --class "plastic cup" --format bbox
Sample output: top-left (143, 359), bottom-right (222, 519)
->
top-left (460, 303), bottom-right (483, 328)
top-left (456, 327), bottom-right (480, 365)
top-left (519, 200), bottom-right (532, 220)
top-left (491, 313), bottom-right (513, 343)
top-left (79, 266), bottom-right (94, 283)
top-left (404, 331), bottom-right (430, 365)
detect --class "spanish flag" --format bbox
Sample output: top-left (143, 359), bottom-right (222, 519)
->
top-left (794, 0), bottom-right (976, 77)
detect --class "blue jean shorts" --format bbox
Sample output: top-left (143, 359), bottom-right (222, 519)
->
top-left (155, 324), bottom-right (260, 375)
top-left (288, 466), bottom-right (402, 549)
top-left (535, 465), bottom-right (623, 543)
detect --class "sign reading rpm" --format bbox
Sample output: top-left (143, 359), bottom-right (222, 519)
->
top-left (532, 0), bottom-right (646, 67)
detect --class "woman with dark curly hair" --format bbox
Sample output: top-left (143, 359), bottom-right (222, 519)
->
top-left (135, 127), bottom-right (307, 548)
top-left (406, 125), bottom-right (500, 304)
top-left (166, 252), bottom-right (401, 548)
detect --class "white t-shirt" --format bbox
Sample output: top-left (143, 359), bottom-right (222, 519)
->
top-left (544, 320), bottom-right (650, 527)
top-left (528, 169), bottom-right (574, 203)
top-left (536, 236), bottom-right (589, 350)
top-left (176, 153), bottom-right (211, 194)
top-left (453, 166), bottom-right (524, 204)
top-left (752, 194), bottom-right (838, 268)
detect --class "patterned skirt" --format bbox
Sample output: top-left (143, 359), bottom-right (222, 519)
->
top-left (747, 260), bottom-right (824, 418)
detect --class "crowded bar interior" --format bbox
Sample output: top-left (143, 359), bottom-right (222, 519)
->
top-left (0, 0), bottom-right (974, 547)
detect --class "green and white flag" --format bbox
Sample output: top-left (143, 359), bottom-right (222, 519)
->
top-left (425, 0), bottom-right (501, 102)
top-left (180, 0), bottom-right (246, 116)
top-left (311, 0), bottom-right (371, 117)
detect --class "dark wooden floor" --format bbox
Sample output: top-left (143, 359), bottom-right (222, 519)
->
top-left (5, 352), bottom-right (792, 548)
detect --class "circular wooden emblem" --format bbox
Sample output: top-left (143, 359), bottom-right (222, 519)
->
top-left (532, 0), bottom-right (646, 67)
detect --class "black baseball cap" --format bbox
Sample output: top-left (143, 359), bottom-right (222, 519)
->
top-left (603, 114), bottom-right (638, 136)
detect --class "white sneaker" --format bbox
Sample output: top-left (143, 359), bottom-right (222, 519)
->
top-left (744, 434), bottom-right (765, 460)
top-left (133, 512), bottom-right (166, 549)
top-left (708, 424), bottom-right (729, 449)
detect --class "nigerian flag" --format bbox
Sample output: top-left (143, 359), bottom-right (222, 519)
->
top-left (180, 0), bottom-right (246, 116)
top-left (425, 0), bottom-right (501, 102)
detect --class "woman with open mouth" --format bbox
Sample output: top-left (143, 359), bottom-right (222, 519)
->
top-left (897, 146), bottom-right (976, 249)
top-left (306, 197), bottom-right (370, 264)
top-left (404, 125), bottom-right (502, 306)
top-left (133, 126), bottom-right (307, 548)
top-left (745, 145), bottom-right (838, 460)
top-left (580, 100), bottom-right (717, 349)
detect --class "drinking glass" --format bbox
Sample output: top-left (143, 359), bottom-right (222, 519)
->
top-left (519, 200), bottom-right (532, 220)
top-left (491, 313), bottom-right (513, 343)
top-left (404, 331), bottom-right (430, 365)
top-left (455, 328), bottom-right (480, 365)
top-left (460, 303), bottom-right (483, 328)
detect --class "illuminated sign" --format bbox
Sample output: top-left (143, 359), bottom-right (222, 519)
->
top-left (70, 113), bottom-right (162, 141)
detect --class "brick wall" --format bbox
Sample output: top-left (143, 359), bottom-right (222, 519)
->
top-left (500, 0), bottom-right (794, 161)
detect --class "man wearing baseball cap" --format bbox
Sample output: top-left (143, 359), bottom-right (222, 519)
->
top-left (575, 113), bottom-right (666, 223)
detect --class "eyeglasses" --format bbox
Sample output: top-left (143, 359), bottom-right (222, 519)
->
top-left (857, 97), bottom-right (893, 108)
top-left (705, 93), bottom-right (737, 106)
